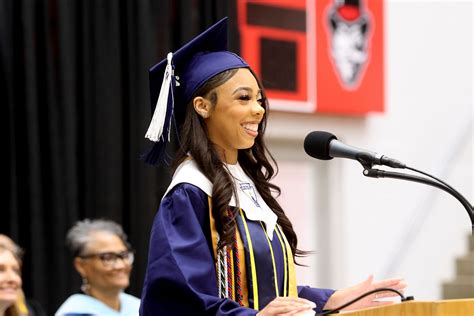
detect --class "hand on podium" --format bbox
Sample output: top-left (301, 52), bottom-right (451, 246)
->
top-left (257, 296), bottom-right (317, 316)
top-left (323, 275), bottom-right (407, 312)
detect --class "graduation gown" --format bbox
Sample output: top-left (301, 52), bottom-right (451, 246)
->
top-left (140, 161), bottom-right (334, 315)
top-left (55, 292), bottom-right (140, 315)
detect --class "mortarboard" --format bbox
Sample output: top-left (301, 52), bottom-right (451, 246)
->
top-left (144, 17), bottom-right (249, 165)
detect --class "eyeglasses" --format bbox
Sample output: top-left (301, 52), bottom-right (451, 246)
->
top-left (80, 250), bottom-right (134, 267)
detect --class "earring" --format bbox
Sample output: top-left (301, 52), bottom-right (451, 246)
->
top-left (81, 277), bottom-right (91, 294)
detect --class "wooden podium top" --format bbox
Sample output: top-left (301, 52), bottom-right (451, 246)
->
top-left (327, 298), bottom-right (474, 316)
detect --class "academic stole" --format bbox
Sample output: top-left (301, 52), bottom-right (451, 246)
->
top-left (208, 197), bottom-right (297, 310)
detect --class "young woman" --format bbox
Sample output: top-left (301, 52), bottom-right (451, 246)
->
top-left (140, 18), bottom-right (405, 316)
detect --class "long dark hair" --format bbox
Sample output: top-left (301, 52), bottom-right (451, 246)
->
top-left (174, 67), bottom-right (306, 261)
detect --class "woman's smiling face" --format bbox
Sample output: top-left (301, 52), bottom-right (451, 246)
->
top-left (75, 231), bottom-right (132, 294)
top-left (202, 68), bottom-right (265, 163)
top-left (0, 249), bottom-right (22, 309)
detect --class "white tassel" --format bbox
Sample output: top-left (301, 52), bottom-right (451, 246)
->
top-left (145, 52), bottom-right (174, 142)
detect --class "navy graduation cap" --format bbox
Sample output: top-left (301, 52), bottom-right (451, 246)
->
top-left (144, 17), bottom-right (249, 165)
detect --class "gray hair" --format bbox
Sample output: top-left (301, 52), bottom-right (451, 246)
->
top-left (66, 219), bottom-right (130, 257)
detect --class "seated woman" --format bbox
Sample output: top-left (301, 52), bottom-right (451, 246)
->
top-left (55, 219), bottom-right (140, 316)
top-left (0, 235), bottom-right (45, 316)
top-left (0, 237), bottom-right (24, 316)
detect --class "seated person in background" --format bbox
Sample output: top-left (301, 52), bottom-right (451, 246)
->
top-left (55, 219), bottom-right (140, 316)
top-left (0, 236), bottom-right (25, 316)
top-left (0, 235), bottom-right (45, 316)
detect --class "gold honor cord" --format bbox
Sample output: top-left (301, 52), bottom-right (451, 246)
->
top-left (275, 226), bottom-right (288, 296)
top-left (259, 221), bottom-right (279, 297)
top-left (240, 208), bottom-right (259, 310)
top-left (278, 225), bottom-right (297, 297)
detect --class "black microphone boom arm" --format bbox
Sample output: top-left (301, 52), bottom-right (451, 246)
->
top-left (363, 168), bottom-right (474, 235)
top-left (303, 130), bottom-right (473, 234)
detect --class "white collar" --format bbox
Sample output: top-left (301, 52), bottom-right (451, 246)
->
top-left (164, 159), bottom-right (277, 239)
top-left (225, 163), bottom-right (277, 239)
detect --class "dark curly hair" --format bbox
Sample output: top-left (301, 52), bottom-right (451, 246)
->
top-left (174, 67), bottom-right (307, 262)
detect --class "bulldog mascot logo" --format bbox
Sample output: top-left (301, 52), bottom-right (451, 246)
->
top-left (327, 0), bottom-right (372, 88)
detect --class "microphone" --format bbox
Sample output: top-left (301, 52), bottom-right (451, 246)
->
top-left (304, 131), bottom-right (474, 234)
top-left (303, 131), bottom-right (406, 168)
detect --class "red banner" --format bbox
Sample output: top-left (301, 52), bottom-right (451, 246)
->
top-left (237, 0), bottom-right (384, 115)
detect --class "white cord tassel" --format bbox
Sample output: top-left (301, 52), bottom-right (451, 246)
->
top-left (145, 52), bottom-right (173, 142)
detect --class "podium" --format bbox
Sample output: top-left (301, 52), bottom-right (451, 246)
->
top-left (327, 299), bottom-right (474, 316)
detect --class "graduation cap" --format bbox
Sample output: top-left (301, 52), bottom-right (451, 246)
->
top-left (144, 17), bottom-right (249, 165)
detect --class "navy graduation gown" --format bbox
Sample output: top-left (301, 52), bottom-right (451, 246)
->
top-left (140, 183), bottom-right (334, 315)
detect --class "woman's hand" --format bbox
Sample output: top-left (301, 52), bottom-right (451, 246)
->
top-left (323, 275), bottom-right (407, 311)
top-left (257, 297), bottom-right (316, 316)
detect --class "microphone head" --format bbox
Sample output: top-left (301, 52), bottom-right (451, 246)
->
top-left (304, 131), bottom-right (337, 160)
